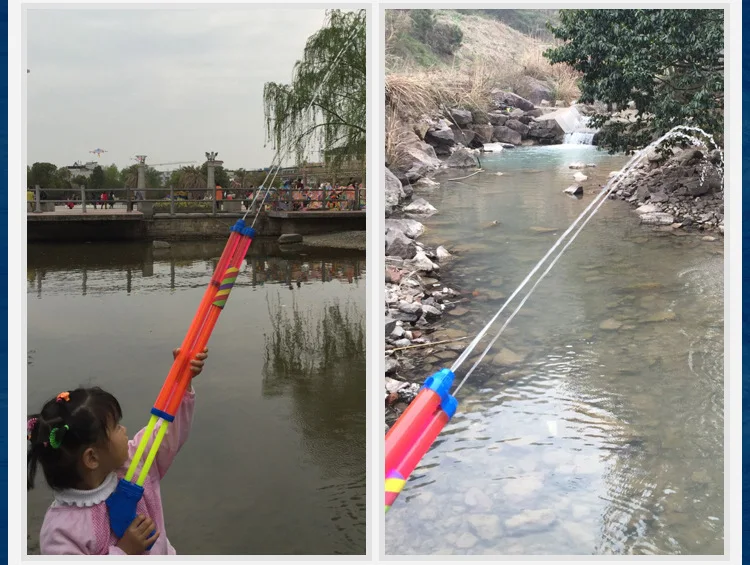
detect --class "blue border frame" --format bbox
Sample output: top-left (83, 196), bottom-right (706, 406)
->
top-left (1, 0), bottom-right (9, 559)
top-left (742, 3), bottom-right (749, 560)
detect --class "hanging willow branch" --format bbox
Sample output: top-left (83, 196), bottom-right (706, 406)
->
top-left (263, 9), bottom-right (366, 172)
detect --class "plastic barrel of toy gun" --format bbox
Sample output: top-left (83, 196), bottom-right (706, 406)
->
top-left (154, 224), bottom-right (254, 414)
top-left (162, 228), bottom-right (255, 416)
top-left (385, 401), bottom-right (456, 513)
top-left (152, 221), bottom-right (246, 412)
top-left (385, 368), bottom-right (455, 477)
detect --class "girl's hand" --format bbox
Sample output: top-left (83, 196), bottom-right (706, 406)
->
top-left (172, 347), bottom-right (209, 377)
top-left (116, 515), bottom-right (160, 555)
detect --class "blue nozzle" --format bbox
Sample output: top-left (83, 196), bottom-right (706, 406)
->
top-left (422, 368), bottom-right (459, 420)
top-left (242, 226), bottom-right (256, 238)
top-left (230, 219), bottom-right (246, 233)
top-left (106, 478), bottom-right (156, 550)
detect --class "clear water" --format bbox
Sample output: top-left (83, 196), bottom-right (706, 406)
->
top-left (385, 145), bottom-right (724, 556)
top-left (26, 240), bottom-right (366, 555)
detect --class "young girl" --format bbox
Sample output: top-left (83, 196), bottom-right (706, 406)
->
top-left (27, 347), bottom-right (208, 555)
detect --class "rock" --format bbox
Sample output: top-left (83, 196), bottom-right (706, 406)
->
top-left (564, 184), bottom-right (583, 196)
top-left (491, 90), bottom-right (535, 111)
top-left (649, 192), bottom-right (669, 203)
top-left (152, 240), bottom-right (171, 249)
top-left (641, 311), bottom-right (677, 323)
top-left (519, 76), bottom-right (554, 105)
top-left (410, 250), bottom-right (437, 272)
top-left (384, 357), bottom-right (399, 375)
top-left (470, 124), bottom-right (495, 144)
top-left (384, 167), bottom-right (406, 216)
top-left (385, 316), bottom-right (397, 336)
top-left (487, 111), bottom-right (508, 126)
top-left (504, 119), bottom-right (530, 137)
top-left (436, 246), bottom-right (452, 261)
top-left (464, 486), bottom-right (492, 510)
top-left (449, 126), bottom-right (476, 147)
top-left (398, 301), bottom-right (423, 317)
top-left (573, 172), bottom-right (588, 182)
top-left (609, 170), bottom-right (621, 178)
top-left (278, 233), bottom-right (302, 244)
top-left (422, 304), bottom-right (442, 321)
top-left (391, 142), bottom-right (442, 185)
top-left (390, 325), bottom-right (405, 339)
top-left (527, 118), bottom-right (565, 144)
top-left (599, 318), bottom-right (622, 331)
top-left (504, 509), bottom-right (557, 533)
top-left (384, 219), bottom-right (425, 239)
top-left (468, 514), bottom-right (502, 541)
top-left (385, 267), bottom-right (402, 284)
top-left (569, 162), bottom-right (586, 169)
top-left (555, 100), bottom-right (566, 107)
top-left (448, 108), bottom-right (473, 126)
top-left (448, 306), bottom-right (469, 317)
top-left (640, 212), bottom-right (675, 225)
top-left (445, 147), bottom-right (480, 168)
top-left (492, 348), bottom-right (523, 366)
top-left (403, 198), bottom-right (438, 216)
top-left (385, 228), bottom-right (417, 259)
top-left (454, 532), bottom-right (479, 550)
top-left (413, 177), bottom-right (439, 190)
top-left (392, 338), bottom-right (411, 348)
top-left (492, 125), bottom-right (522, 146)
top-left (424, 126), bottom-right (456, 152)
top-left (635, 203), bottom-right (659, 214)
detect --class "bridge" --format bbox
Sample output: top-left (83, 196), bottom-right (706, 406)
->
top-left (26, 185), bottom-right (366, 243)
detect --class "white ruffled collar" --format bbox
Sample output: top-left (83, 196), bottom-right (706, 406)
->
top-left (52, 472), bottom-right (119, 507)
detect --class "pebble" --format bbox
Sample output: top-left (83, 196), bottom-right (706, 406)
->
top-left (504, 509), bottom-right (557, 533)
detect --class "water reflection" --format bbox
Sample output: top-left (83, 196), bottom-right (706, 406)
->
top-left (26, 239), bottom-right (366, 555)
top-left (27, 240), bottom-right (364, 298)
top-left (261, 294), bottom-right (367, 548)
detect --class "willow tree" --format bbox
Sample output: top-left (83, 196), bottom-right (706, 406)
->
top-left (263, 9), bottom-right (366, 173)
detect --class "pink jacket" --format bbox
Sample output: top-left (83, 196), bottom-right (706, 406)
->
top-left (39, 389), bottom-right (195, 555)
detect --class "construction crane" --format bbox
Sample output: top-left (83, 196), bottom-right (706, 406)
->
top-left (131, 156), bottom-right (198, 168)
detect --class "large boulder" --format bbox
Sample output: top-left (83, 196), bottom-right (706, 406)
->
top-left (403, 197), bottom-right (438, 216)
top-left (527, 118), bottom-right (565, 144)
top-left (471, 109), bottom-right (490, 125)
top-left (487, 111), bottom-right (508, 126)
top-left (384, 219), bottom-right (425, 239)
top-left (491, 89), bottom-right (535, 112)
top-left (448, 108), bottom-right (473, 126)
top-left (450, 126), bottom-right (476, 147)
top-left (385, 227), bottom-right (417, 259)
top-left (492, 125), bottom-right (522, 146)
top-left (424, 126), bottom-right (456, 154)
top-left (390, 141), bottom-right (442, 184)
top-left (504, 119), bottom-right (531, 137)
top-left (445, 147), bottom-right (480, 168)
top-left (384, 167), bottom-right (406, 217)
top-left (470, 124), bottom-right (495, 144)
top-left (519, 77), bottom-right (555, 106)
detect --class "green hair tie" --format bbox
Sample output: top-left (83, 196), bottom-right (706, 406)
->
top-left (49, 425), bottom-right (69, 449)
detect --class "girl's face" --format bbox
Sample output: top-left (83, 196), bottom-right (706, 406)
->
top-left (106, 420), bottom-right (130, 469)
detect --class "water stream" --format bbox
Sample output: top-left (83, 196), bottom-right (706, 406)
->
top-left (385, 145), bottom-right (724, 556)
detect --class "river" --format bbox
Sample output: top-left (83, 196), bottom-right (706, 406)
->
top-left (385, 144), bottom-right (724, 555)
top-left (26, 239), bottom-right (366, 555)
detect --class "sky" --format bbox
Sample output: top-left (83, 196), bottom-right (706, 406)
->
top-left (26, 7), bottom-right (329, 171)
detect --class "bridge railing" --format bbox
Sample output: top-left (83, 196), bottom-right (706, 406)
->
top-left (26, 185), bottom-right (367, 216)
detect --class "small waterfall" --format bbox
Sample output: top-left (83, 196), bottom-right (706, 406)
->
top-left (563, 131), bottom-right (596, 145)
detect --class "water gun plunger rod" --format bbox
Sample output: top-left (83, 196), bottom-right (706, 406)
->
top-left (384, 369), bottom-right (457, 512)
top-left (106, 219), bottom-right (255, 543)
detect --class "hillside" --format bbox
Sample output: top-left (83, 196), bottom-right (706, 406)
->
top-left (385, 10), bottom-right (580, 119)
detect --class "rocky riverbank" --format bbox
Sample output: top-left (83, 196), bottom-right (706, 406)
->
top-left (608, 146), bottom-right (724, 234)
